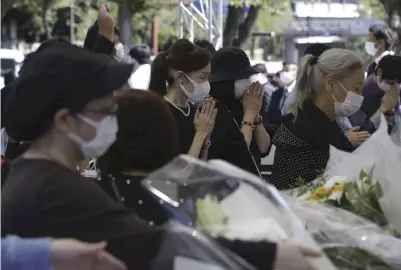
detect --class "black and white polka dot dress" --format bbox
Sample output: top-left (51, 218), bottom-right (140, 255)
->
top-left (267, 103), bottom-right (353, 190)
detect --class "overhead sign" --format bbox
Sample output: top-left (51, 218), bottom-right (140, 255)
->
top-left (280, 18), bottom-right (384, 36)
top-left (292, 1), bottom-right (360, 18)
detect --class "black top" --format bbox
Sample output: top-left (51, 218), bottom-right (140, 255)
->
top-left (269, 103), bottom-right (354, 190)
top-left (2, 158), bottom-right (277, 270)
top-left (367, 61), bottom-right (377, 77)
top-left (166, 102), bottom-right (197, 154)
top-left (95, 172), bottom-right (171, 225)
top-left (1, 158), bottom-right (163, 269)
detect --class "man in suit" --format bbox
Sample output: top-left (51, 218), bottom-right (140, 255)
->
top-left (365, 24), bottom-right (396, 76)
top-left (350, 55), bottom-right (401, 133)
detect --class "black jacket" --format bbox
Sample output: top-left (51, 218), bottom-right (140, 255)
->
top-left (349, 75), bottom-right (400, 133)
top-left (209, 102), bottom-right (261, 176)
top-left (268, 103), bottom-right (354, 190)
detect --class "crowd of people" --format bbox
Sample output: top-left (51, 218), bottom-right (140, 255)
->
top-left (1, 3), bottom-right (401, 270)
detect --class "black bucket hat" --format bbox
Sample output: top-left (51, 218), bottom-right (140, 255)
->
top-left (209, 47), bottom-right (259, 83)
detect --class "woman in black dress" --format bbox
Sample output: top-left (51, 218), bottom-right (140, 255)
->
top-left (149, 39), bottom-right (217, 160)
top-left (269, 48), bottom-right (365, 190)
top-left (95, 91), bottom-right (322, 270)
top-left (208, 47), bottom-right (271, 170)
top-left (97, 90), bottom-right (180, 225)
top-left (149, 40), bottom-right (264, 176)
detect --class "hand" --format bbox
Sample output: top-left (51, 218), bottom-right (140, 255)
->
top-left (274, 243), bottom-right (321, 270)
top-left (243, 82), bottom-right (263, 120)
top-left (98, 3), bottom-right (114, 42)
top-left (380, 88), bottom-right (399, 113)
top-left (51, 239), bottom-right (127, 270)
top-left (346, 126), bottom-right (370, 147)
top-left (194, 99), bottom-right (218, 136)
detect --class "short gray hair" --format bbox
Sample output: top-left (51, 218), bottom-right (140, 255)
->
top-left (288, 48), bottom-right (363, 118)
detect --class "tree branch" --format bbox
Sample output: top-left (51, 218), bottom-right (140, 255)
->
top-left (233, 4), bottom-right (261, 47)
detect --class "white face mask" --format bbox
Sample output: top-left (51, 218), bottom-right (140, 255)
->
top-left (234, 78), bottom-right (251, 98)
top-left (365, 41), bottom-right (378, 57)
top-left (333, 82), bottom-right (364, 117)
top-left (68, 114), bottom-right (118, 159)
top-left (114, 43), bottom-right (125, 62)
top-left (179, 73), bottom-right (210, 103)
top-left (378, 81), bottom-right (399, 92)
top-left (250, 73), bottom-right (268, 85)
top-left (279, 71), bottom-right (295, 85)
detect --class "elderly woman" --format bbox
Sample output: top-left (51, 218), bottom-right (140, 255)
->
top-left (269, 48), bottom-right (365, 190)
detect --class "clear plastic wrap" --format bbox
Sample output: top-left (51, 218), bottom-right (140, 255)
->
top-left (390, 115), bottom-right (401, 146)
top-left (153, 221), bottom-right (257, 270)
top-left (142, 155), bottom-right (335, 270)
top-left (285, 196), bottom-right (401, 268)
top-left (324, 115), bottom-right (401, 235)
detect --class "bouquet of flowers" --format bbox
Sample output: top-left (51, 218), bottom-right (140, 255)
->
top-left (285, 196), bottom-right (401, 269)
top-left (285, 115), bottom-right (401, 269)
top-left (142, 155), bottom-right (336, 270)
top-left (323, 115), bottom-right (401, 235)
top-left (296, 169), bottom-right (390, 230)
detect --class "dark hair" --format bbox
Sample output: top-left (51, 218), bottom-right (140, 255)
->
top-left (97, 90), bottom-right (180, 174)
top-left (283, 60), bottom-right (296, 66)
top-left (253, 63), bottom-right (267, 74)
top-left (303, 43), bottom-right (331, 57)
top-left (375, 55), bottom-right (401, 82)
top-left (129, 44), bottom-right (151, 64)
top-left (162, 36), bottom-right (178, 51)
top-left (368, 24), bottom-right (397, 50)
top-left (194, 39), bottom-right (217, 55)
top-left (149, 39), bottom-right (211, 96)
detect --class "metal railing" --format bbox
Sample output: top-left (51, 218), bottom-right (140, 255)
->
top-left (178, 0), bottom-right (224, 49)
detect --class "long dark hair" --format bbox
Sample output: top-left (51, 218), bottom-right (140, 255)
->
top-left (97, 90), bottom-right (180, 174)
top-left (149, 39), bottom-right (211, 96)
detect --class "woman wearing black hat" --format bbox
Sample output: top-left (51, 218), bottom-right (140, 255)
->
top-left (149, 39), bottom-right (217, 160)
top-left (208, 47), bottom-right (271, 171)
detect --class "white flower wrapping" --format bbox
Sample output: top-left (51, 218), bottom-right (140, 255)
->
top-left (324, 115), bottom-right (401, 235)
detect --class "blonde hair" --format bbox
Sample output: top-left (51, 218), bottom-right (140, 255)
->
top-left (288, 48), bottom-right (363, 118)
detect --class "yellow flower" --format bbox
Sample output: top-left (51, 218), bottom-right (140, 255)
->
top-left (332, 182), bottom-right (345, 193)
top-left (309, 186), bottom-right (330, 201)
top-left (315, 186), bottom-right (331, 196)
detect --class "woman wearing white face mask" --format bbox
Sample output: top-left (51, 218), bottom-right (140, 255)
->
top-left (208, 47), bottom-right (271, 175)
top-left (149, 39), bottom-right (217, 160)
top-left (365, 24), bottom-right (396, 77)
top-left (269, 48), bottom-right (365, 190)
top-left (349, 55), bottom-right (401, 135)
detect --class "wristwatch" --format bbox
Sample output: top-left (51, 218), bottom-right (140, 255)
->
top-left (254, 115), bottom-right (263, 125)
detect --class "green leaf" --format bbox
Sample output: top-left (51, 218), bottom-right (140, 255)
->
top-left (343, 181), bottom-right (387, 226)
top-left (323, 246), bottom-right (391, 269)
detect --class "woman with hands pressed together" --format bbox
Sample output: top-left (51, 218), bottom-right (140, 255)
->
top-left (346, 126), bottom-right (371, 148)
top-left (270, 48), bottom-right (366, 189)
top-left (149, 39), bottom-right (217, 160)
top-left (208, 47), bottom-right (271, 172)
top-left (240, 82), bottom-right (266, 149)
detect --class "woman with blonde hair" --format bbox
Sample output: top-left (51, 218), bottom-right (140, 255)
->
top-left (269, 48), bottom-right (365, 190)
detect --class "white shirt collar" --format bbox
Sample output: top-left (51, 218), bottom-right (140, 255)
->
top-left (375, 50), bottom-right (395, 64)
top-left (287, 81), bottom-right (296, 93)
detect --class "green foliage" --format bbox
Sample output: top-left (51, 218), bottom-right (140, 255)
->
top-left (323, 246), bottom-right (392, 269)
